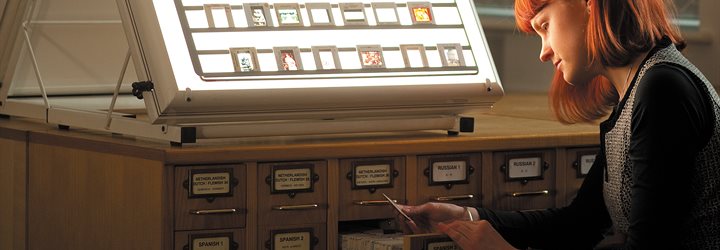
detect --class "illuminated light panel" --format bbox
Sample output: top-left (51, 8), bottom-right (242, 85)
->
top-left (153, 0), bottom-right (495, 90)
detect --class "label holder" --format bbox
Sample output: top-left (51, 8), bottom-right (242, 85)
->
top-left (184, 168), bottom-right (239, 202)
top-left (423, 236), bottom-right (460, 250)
top-left (265, 163), bottom-right (319, 198)
top-left (346, 159), bottom-right (399, 193)
top-left (266, 228), bottom-right (318, 250)
top-left (500, 153), bottom-right (549, 184)
top-left (184, 232), bottom-right (239, 250)
top-left (424, 156), bottom-right (474, 189)
top-left (574, 150), bottom-right (598, 178)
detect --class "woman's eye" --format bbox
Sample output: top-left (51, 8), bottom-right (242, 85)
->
top-left (541, 23), bottom-right (549, 31)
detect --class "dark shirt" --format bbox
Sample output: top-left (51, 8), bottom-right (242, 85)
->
top-left (475, 40), bottom-right (716, 249)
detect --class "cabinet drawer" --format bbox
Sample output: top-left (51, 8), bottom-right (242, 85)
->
top-left (175, 164), bottom-right (247, 231)
top-left (416, 153), bottom-right (482, 207)
top-left (339, 157), bottom-right (405, 221)
top-left (492, 150), bottom-right (556, 210)
top-left (257, 160), bottom-right (327, 226)
top-left (259, 223), bottom-right (325, 250)
top-left (564, 147), bottom-right (599, 205)
top-left (175, 228), bottom-right (245, 250)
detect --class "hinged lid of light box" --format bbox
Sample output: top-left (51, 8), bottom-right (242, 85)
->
top-left (117, 0), bottom-right (503, 124)
top-left (0, 0), bottom-right (504, 143)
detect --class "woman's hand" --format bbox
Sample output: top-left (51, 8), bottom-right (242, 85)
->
top-left (395, 202), bottom-right (467, 234)
top-left (437, 220), bottom-right (517, 250)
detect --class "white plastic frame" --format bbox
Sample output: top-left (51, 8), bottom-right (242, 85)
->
top-left (400, 44), bottom-right (429, 68)
top-left (306, 3), bottom-right (335, 26)
top-left (339, 2), bottom-right (368, 26)
top-left (244, 3), bottom-right (273, 28)
top-left (356, 45), bottom-right (386, 69)
top-left (230, 47), bottom-right (260, 72)
top-left (274, 3), bottom-right (303, 27)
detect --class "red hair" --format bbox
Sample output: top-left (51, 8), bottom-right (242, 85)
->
top-left (514, 0), bottom-right (685, 124)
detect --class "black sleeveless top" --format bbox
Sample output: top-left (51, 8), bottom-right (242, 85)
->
top-left (475, 38), bottom-right (720, 249)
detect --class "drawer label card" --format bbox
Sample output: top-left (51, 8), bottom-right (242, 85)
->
top-left (580, 154), bottom-right (596, 176)
top-left (274, 168), bottom-right (312, 191)
top-left (507, 157), bottom-right (542, 179)
top-left (427, 241), bottom-right (460, 250)
top-left (191, 234), bottom-right (232, 250)
top-left (432, 161), bottom-right (467, 183)
top-left (273, 231), bottom-right (311, 250)
top-left (192, 172), bottom-right (231, 196)
top-left (354, 164), bottom-right (391, 187)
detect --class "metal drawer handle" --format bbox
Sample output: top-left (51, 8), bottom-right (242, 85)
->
top-left (272, 204), bottom-right (319, 210)
top-left (190, 208), bottom-right (238, 215)
top-left (354, 200), bottom-right (395, 206)
top-left (510, 190), bottom-right (550, 197)
top-left (433, 194), bottom-right (474, 201)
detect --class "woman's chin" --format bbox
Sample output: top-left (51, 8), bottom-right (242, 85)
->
top-left (564, 75), bottom-right (592, 87)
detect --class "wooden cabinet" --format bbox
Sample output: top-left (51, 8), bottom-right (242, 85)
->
top-left (27, 141), bottom-right (167, 250)
top-left (259, 224), bottom-right (326, 250)
top-left (1, 95), bottom-right (605, 250)
top-left (563, 147), bottom-right (599, 205)
top-left (415, 153), bottom-right (482, 207)
top-left (563, 147), bottom-right (625, 248)
top-left (492, 149), bottom-right (557, 210)
top-left (338, 157), bottom-right (406, 221)
top-left (175, 229), bottom-right (245, 250)
top-left (0, 128), bottom-right (27, 250)
top-left (257, 161), bottom-right (327, 226)
top-left (175, 164), bottom-right (247, 231)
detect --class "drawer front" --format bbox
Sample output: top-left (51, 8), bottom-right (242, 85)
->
top-left (339, 157), bottom-right (405, 221)
top-left (492, 150), bottom-right (556, 210)
top-left (259, 224), bottom-right (326, 250)
top-left (565, 147), bottom-right (599, 205)
top-left (175, 164), bottom-right (247, 231)
top-left (257, 160), bottom-right (327, 226)
top-left (175, 229), bottom-right (245, 250)
top-left (416, 153), bottom-right (482, 207)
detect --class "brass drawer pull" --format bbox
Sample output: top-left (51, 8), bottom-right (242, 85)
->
top-left (272, 204), bottom-right (319, 210)
top-left (190, 208), bottom-right (238, 215)
top-left (433, 194), bottom-right (474, 201)
top-left (354, 200), bottom-right (395, 206)
top-left (510, 190), bottom-right (550, 197)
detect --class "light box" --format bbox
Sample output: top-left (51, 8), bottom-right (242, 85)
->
top-left (120, 0), bottom-right (502, 122)
top-left (0, 0), bottom-right (503, 144)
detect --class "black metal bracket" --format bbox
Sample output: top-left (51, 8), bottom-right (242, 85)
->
top-left (131, 81), bottom-right (154, 100)
top-left (448, 117), bottom-right (474, 136)
top-left (459, 117), bottom-right (474, 132)
top-left (181, 127), bottom-right (197, 144)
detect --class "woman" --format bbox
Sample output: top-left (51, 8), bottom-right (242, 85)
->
top-left (397, 0), bottom-right (720, 249)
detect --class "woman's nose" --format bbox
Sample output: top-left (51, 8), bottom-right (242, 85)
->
top-left (539, 41), bottom-right (553, 62)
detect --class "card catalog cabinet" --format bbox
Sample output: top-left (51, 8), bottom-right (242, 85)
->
top-left (175, 229), bottom-right (245, 250)
top-left (338, 156), bottom-right (406, 221)
top-left (492, 149), bottom-right (557, 210)
top-left (564, 147), bottom-right (600, 205)
top-left (174, 164), bottom-right (247, 231)
top-left (257, 161), bottom-right (328, 226)
top-left (3, 96), bottom-right (604, 250)
top-left (563, 147), bottom-right (624, 248)
top-left (415, 153), bottom-right (482, 207)
top-left (259, 224), bottom-right (326, 250)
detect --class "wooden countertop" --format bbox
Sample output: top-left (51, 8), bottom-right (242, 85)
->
top-left (0, 94), bottom-right (601, 164)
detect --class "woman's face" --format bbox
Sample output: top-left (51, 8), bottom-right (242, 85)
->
top-left (531, 0), bottom-right (598, 85)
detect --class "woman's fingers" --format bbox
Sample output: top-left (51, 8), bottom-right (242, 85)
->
top-left (437, 222), bottom-right (474, 248)
top-left (407, 220), bottom-right (426, 234)
top-left (437, 220), bottom-right (517, 250)
top-left (394, 205), bottom-right (431, 234)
